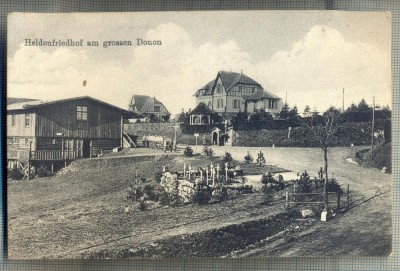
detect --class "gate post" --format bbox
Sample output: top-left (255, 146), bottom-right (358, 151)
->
top-left (285, 190), bottom-right (289, 208)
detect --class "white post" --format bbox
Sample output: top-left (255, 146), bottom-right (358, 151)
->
top-left (183, 163), bottom-right (186, 178)
top-left (216, 164), bottom-right (220, 181)
top-left (200, 169), bottom-right (203, 181)
top-left (210, 163), bottom-right (215, 186)
top-left (225, 162), bottom-right (228, 182)
top-left (206, 169), bottom-right (209, 185)
top-left (188, 164), bottom-right (192, 180)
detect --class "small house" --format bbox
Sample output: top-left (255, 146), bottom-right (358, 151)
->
top-left (7, 96), bottom-right (128, 176)
top-left (128, 95), bottom-right (170, 121)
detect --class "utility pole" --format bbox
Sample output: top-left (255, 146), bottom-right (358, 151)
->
top-left (342, 88), bottom-right (345, 112)
top-left (285, 91), bottom-right (287, 105)
top-left (371, 96), bottom-right (375, 159)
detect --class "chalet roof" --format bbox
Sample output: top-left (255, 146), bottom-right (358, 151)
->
top-left (129, 95), bottom-right (169, 114)
top-left (189, 102), bottom-right (217, 115)
top-left (7, 97), bottom-right (39, 105)
top-left (245, 89), bottom-right (281, 101)
top-left (7, 96), bottom-right (128, 113)
top-left (194, 71), bottom-right (262, 96)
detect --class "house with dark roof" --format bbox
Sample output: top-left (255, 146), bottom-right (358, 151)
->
top-left (188, 102), bottom-right (222, 125)
top-left (7, 96), bottom-right (128, 177)
top-left (128, 95), bottom-right (170, 121)
top-left (194, 71), bottom-right (282, 116)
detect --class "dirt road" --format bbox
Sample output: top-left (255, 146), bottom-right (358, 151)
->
top-left (211, 146), bottom-right (392, 256)
top-left (8, 146), bottom-right (391, 258)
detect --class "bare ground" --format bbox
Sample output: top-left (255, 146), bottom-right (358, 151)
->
top-left (7, 146), bottom-right (391, 259)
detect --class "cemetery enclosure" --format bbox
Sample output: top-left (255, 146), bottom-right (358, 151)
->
top-left (8, 147), bottom-right (391, 258)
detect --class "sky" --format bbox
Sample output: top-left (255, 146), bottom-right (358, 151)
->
top-left (8, 11), bottom-right (391, 115)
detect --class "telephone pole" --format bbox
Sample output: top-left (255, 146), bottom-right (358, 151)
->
top-left (371, 96), bottom-right (375, 158)
top-left (342, 88), bottom-right (345, 112)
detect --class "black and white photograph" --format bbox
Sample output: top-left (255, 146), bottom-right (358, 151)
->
top-left (6, 11), bottom-right (392, 259)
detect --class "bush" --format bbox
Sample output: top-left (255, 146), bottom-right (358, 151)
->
top-left (36, 164), bottom-right (52, 178)
top-left (220, 151), bottom-right (234, 169)
top-left (8, 169), bottom-right (24, 180)
top-left (262, 189), bottom-right (274, 205)
top-left (261, 172), bottom-right (285, 192)
top-left (212, 184), bottom-right (228, 202)
top-left (191, 188), bottom-right (211, 205)
top-left (154, 170), bottom-right (163, 182)
top-left (202, 146), bottom-right (214, 157)
top-left (138, 201), bottom-right (147, 211)
top-left (244, 151), bottom-right (254, 163)
top-left (158, 192), bottom-right (170, 206)
top-left (256, 151), bottom-right (266, 165)
top-left (296, 171), bottom-right (312, 193)
top-left (184, 146), bottom-right (194, 157)
top-left (142, 184), bottom-right (159, 201)
top-left (326, 178), bottom-right (343, 193)
top-left (126, 183), bottom-right (143, 202)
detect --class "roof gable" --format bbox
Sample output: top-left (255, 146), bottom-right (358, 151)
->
top-left (7, 97), bottom-right (39, 105)
top-left (130, 95), bottom-right (150, 113)
top-left (7, 96), bottom-right (128, 113)
top-left (219, 71), bottom-right (261, 92)
top-left (130, 95), bottom-right (170, 114)
top-left (194, 71), bottom-right (263, 96)
top-left (189, 102), bottom-right (216, 115)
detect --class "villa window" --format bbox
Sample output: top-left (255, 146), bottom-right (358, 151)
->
top-left (217, 98), bottom-right (224, 109)
top-left (233, 99), bottom-right (241, 109)
top-left (154, 105), bottom-right (161, 112)
top-left (25, 113), bottom-right (30, 127)
top-left (268, 100), bottom-right (276, 109)
top-left (11, 114), bottom-right (16, 127)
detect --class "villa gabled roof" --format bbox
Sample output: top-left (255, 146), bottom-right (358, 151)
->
top-left (219, 71), bottom-right (261, 92)
top-left (245, 89), bottom-right (281, 101)
top-left (194, 71), bottom-right (263, 96)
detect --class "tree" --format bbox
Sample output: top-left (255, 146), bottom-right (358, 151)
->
top-left (148, 114), bottom-right (161, 123)
top-left (323, 106), bottom-right (340, 117)
top-left (288, 106), bottom-right (298, 119)
top-left (303, 105), bottom-right (311, 116)
top-left (231, 111), bottom-right (249, 128)
top-left (346, 103), bottom-right (358, 112)
top-left (279, 103), bottom-right (290, 119)
top-left (177, 109), bottom-right (190, 123)
top-left (298, 110), bottom-right (343, 210)
top-left (357, 99), bottom-right (371, 112)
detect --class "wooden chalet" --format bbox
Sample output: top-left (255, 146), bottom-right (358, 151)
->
top-left (7, 96), bottom-right (128, 178)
